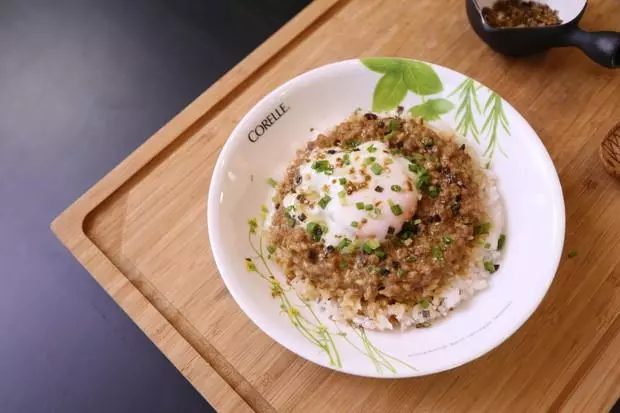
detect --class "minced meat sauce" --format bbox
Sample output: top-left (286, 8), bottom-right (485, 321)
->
top-left (268, 113), bottom-right (489, 307)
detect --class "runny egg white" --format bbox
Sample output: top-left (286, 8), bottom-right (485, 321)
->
top-left (283, 141), bottom-right (421, 247)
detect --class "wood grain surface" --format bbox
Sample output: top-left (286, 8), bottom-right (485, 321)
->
top-left (52, 0), bottom-right (620, 411)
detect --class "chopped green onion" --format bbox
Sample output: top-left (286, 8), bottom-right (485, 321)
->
top-left (337, 238), bottom-right (352, 250)
top-left (306, 222), bottom-right (324, 242)
top-left (356, 202), bottom-right (365, 210)
top-left (390, 204), bottom-right (403, 216)
top-left (364, 156), bottom-right (376, 165)
top-left (391, 184), bottom-right (402, 192)
top-left (389, 119), bottom-right (400, 131)
top-left (568, 250), bottom-right (578, 258)
top-left (362, 239), bottom-right (380, 254)
top-left (312, 160), bottom-right (333, 174)
top-left (431, 245), bottom-right (444, 260)
top-left (345, 140), bottom-right (360, 148)
top-left (427, 185), bottom-right (440, 199)
top-left (367, 145), bottom-right (377, 153)
top-left (484, 242), bottom-right (491, 249)
top-left (422, 138), bottom-right (434, 148)
top-left (413, 219), bottom-right (422, 225)
top-left (351, 221), bottom-right (359, 228)
top-left (443, 235), bottom-right (454, 245)
top-left (338, 190), bottom-right (346, 199)
top-left (474, 222), bottom-right (491, 236)
top-left (370, 163), bottom-right (383, 175)
top-left (397, 269), bottom-right (406, 278)
top-left (339, 177), bottom-right (347, 185)
top-left (498, 234), bottom-right (506, 251)
top-left (416, 173), bottom-right (429, 190)
top-left (406, 255), bottom-right (417, 262)
top-left (379, 268), bottom-right (390, 277)
top-left (419, 299), bottom-right (430, 309)
top-left (343, 153), bottom-right (351, 165)
top-left (267, 178), bottom-right (278, 188)
top-left (483, 260), bottom-right (497, 273)
top-left (369, 207), bottom-right (382, 219)
top-left (384, 132), bottom-right (394, 140)
top-left (365, 204), bottom-right (374, 211)
top-left (318, 195), bottom-right (332, 209)
top-left (267, 245), bottom-right (276, 254)
top-left (374, 248), bottom-right (386, 259)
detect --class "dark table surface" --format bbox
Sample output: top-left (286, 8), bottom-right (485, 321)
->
top-left (0, 1), bottom-right (308, 412)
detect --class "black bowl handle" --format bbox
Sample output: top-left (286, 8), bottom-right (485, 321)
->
top-left (562, 28), bottom-right (620, 68)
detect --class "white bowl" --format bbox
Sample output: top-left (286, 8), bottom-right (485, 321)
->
top-left (208, 58), bottom-right (565, 378)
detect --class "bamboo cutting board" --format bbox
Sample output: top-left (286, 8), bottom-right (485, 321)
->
top-left (52, 0), bottom-right (620, 411)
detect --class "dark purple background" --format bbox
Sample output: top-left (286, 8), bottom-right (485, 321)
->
top-left (0, 0), bottom-right (308, 411)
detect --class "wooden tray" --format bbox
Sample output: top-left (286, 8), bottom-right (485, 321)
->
top-left (52, 0), bottom-right (620, 411)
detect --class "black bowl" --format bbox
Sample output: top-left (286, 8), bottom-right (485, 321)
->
top-left (466, 0), bottom-right (620, 68)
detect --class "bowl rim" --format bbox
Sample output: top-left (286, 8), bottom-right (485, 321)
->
top-left (207, 58), bottom-right (566, 378)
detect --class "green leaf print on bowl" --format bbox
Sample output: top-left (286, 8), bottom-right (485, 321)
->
top-left (409, 98), bottom-right (455, 121)
top-left (360, 58), bottom-right (511, 165)
top-left (362, 58), bottom-right (443, 111)
top-left (244, 208), bottom-right (416, 375)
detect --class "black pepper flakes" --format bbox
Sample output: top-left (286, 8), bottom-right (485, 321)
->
top-left (364, 113), bottom-right (378, 120)
top-left (387, 226), bottom-right (395, 235)
top-left (274, 203), bottom-right (280, 210)
top-left (375, 185), bottom-right (384, 193)
top-left (327, 149), bottom-right (336, 155)
top-left (298, 213), bottom-right (307, 222)
top-left (295, 175), bottom-right (302, 185)
top-left (379, 268), bottom-right (390, 277)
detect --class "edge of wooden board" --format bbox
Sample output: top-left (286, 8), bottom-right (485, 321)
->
top-left (50, 1), bottom-right (345, 412)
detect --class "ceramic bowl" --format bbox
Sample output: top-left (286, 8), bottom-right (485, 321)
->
top-left (208, 58), bottom-right (565, 377)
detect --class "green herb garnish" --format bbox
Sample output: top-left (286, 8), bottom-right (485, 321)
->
top-left (343, 153), bottom-right (351, 165)
top-left (267, 178), bottom-right (278, 188)
top-left (419, 299), bottom-right (430, 309)
top-left (351, 221), bottom-right (359, 228)
top-left (422, 138), bottom-right (434, 148)
top-left (362, 239), bottom-right (380, 254)
top-left (339, 261), bottom-right (349, 269)
top-left (397, 269), bottom-right (406, 278)
top-left (427, 185), bottom-right (440, 199)
top-left (431, 245), bottom-right (444, 260)
top-left (339, 177), bottom-right (347, 185)
top-left (306, 222), bottom-right (324, 242)
top-left (568, 250), bottom-right (578, 258)
top-left (364, 156), bottom-right (376, 166)
top-left (356, 202), bottom-right (365, 210)
top-left (390, 204), bottom-right (403, 216)
top-left (406, 255), bottom-right (417, 262)
top-left (497, 234), bottom-right (506, 251)
top-left (443, 235), bottom-right (454, 245)
top-left (389, 118), bottom-right (400, 131)
top-left (474, 222), bottom-right (491, 236)
top-left (312, 160), bottom-right (332, 174)
top-left (337, 238), bottom-right (352, 250)
top-left (365, 204), bottom-right (374, 211)
top-left (267, 245), bottom-right (276, 254)
top-left (483, 260), bottom-right (497, 273)
top-left (248, 218), bottom-right (258, 234)
top-left (345, 140), bottom-right (360, 148)
top-left (374, 248), bottom-right (386, 259)
top-left (390, 184), bottom-right (402, 192)
top-left (318, 195), bottom-right (332, 209)
top-left (338, 190), bottom-right (346, 199)
top-left (367, 145), bottom-right (377, 153)
top-left (370, 163), bottom-right (383, 175)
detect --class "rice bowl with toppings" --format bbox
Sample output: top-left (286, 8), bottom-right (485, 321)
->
top-left (265, 112), bottom-right (506, 331)
top-left (208, 58), bottom-right (565, 377)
